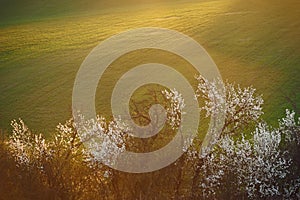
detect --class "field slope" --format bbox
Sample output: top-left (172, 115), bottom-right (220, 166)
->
top-left (0, 0), bottom-right (299, 133)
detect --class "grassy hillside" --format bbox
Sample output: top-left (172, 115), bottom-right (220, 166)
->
top-left (0, 0), bottom-right (179, 26)
top-left (0, 0), bottom-right (299, 133)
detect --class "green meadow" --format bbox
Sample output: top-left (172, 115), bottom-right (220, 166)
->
top-left (0, 0), bottom-right (299, 133)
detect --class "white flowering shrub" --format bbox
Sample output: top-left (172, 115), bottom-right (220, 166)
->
top-left (195, 75), bottom-right (226, 119)
top-left (9, 119), bottom-right (48, 169)
top-left (186, 76), bottom-right (299, 199)
top-left (196, 75), bottom-right (264, 135)
top-left (162, 88), bottom-right (186, 129)
top-left (197, 111), bottom-right (300, 199)
top-left (75, 115), bottom-right (128, 167)
top-left (279, 109), bottom-right (300, 145)
top-left (279, 110), bottom-right (300, 199)
top-left (6, 118), bottom-right (119, 199)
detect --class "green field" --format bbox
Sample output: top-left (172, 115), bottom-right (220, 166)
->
top-left (0, 0), bottom-right (299, 133)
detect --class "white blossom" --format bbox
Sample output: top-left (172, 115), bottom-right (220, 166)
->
top-left (198, 118), bottom-right (299, 199)
top-left (8, 119), bottom-right (48, 168)
top-left (279, 109), bottom-right (300, 145)
top-left (75, 115), bottom-right (128, 166)
top-left (196, 75), bottom-right (264, 135)
top-left (162, 88), bottom-right (186, 130)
